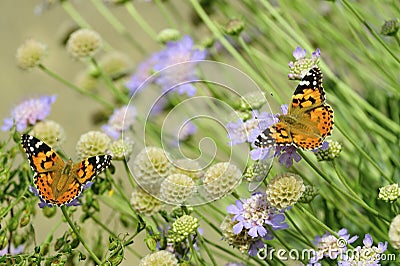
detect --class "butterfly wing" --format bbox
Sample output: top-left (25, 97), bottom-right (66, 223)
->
top-left (254, 122), bottom-right (293, 148)
top-left (21, 134), bottom-right (65, 173)
top-left (72, 155), bottom-right (112, 184)
top-left (289, 66), bottom-right (325, 113)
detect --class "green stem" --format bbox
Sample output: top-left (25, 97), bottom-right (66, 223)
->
top-left (90, 0), bottom-right (146, 53)
top-left (61, 206), bottom-right (101, 264)
top-left (38, 64), bottom-right (114, 109)
top-left (336, 123), bottom-right (391, 182)
top-left (123, 159), bottom-right (137, 189)
top-left (341, 0), bottom-right (400, 64)
top-left (154, 0), bottom-right (177, 29)
top-left (90, 58), bottom-right (129, 104)
top-left (196, 232), bottom-right (217, 266)
top-left (124, 2), bottom-right (158, 39)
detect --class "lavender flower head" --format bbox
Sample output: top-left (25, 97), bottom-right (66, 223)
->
top-left (338, 234), bottom-right (387, 266)
top-left (178, 120), bottom-right (197, 141)
top-left (102, 105), bottom-right (137, 139)
top-left (154, 35), bottom-right (206, 97)
top-left (2, 95), bottom-right (56, 132)
top-left (308, 228), bottom-right (358, 265)
top-left (226, 192), bottom-right (288, 256)
top-left (288, 46), bottom-right (320, 80)
top-left (125, 53), bottom-right (160, 95)
top-left (0, 244), bottom-right (24, 256)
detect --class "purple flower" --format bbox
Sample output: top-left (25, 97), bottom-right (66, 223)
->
top-left (2, 95), bottom-right (56, 132)
top-left (308, 228), bottom-right (358, 265)
top-left (125, 53), bottom-right (160, 95)
top-left (0, 244), bottom-right (24, 256)
top-left (292, 46), bottom-right (307, 60)
top-left (227, 111), bottom-right (276, 147)
top-left (338, 234), bottom-right (387, 266)
top-left (154, 36), bottom-right (206, 97)
top-left (227, 192), bottom-right (288, 244)
top-left (178, 120), bottom-right (197, 141)
top-left (275, 145), bottom-right (301, 168)
top-left (102, 105), bottom-right (137, 139)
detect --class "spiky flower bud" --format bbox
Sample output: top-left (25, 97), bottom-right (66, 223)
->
top-left (96, 52), bottom-right (131, 80)
top-left (42, 206), bottom-right (57, 218)
top-left (157, 28), bottom-right (181, 44)
top-left (16, 38), bottom-right (46, 70)
top-left (315, 140), bottom-right (342, 161)
top-left (67, 29), bottom-right (102, 59)
top-left (132, 147), bottom-right (172, 192)
top-left (239, 91), bottom-right (267, 111)
top-left (225, 18), bottom-right (245, 36)
top-left (170, 159), bottom-right (203, 181)
top-left (76, 131), bottom-right (111, 159)
top-left (298, 185), bottom-right (318, 203)
top-left (381, 18), bottom-right (399, 36)
top-left (288, 47), bottom-right (320, 80)
top-left (160, 174), bottom-right (195, 204)
top-left (130, 187), bottom-right (163, 215)
top-left (110, 138), bottom-right (134, 161)
top-left (139, 250), bottom-right (178, 266)
top-left (203, 162), bottom-right (242, 198)
top-left (266, 173), bottom-right (305, 210)
top-left (389, 215), bottom-right (400, 249)
top-left (30, 120), bottom-right (65, 148)
top-left (378, 184), bottom-right (400, 202)
top-left (168, 215), bottom-right (199, 243)
top-left (75, 72), bottom-right (98, 91)
top-left (220, 214), bottom-right (253, 254)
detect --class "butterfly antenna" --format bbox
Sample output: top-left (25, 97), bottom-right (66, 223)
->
top-left (54, 137), bottom-right (69, 160)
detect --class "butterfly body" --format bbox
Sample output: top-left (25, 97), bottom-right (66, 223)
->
top-left (21, 134), bottom-right (112, 206)
top-left (254, 67), bottom-right (333, 150)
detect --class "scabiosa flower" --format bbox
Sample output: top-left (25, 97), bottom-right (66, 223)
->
top-left (177, 120), bottom-right (197, 141)
top-left (308, 228), bottom-right (358, 265)
top-left (220, 214), bottom-right (265, 256)
top-left (203, 162), bottom-right (242, 198)
top-left (15, 38), bottom-right (46, 70)
top-left (110, 138), bottom-right (134, 161)
top-left (139, 250), bottom-right (178, 266)
top-left (130, 187), bottom-right (163, 215)
top-left (226, 192), bottom-right (288, 256)
top-left (102, 106), bottom-right (137, 139)
top-left (0, 243), bottom-right (24, 256)
top-left (227, 110), bottom-right (276, 146)
top-left (298, 185), bottom-right (319, 203)
top-left (170, 158), bottom-right (203, 181)
top-left (288, 46), bottom-right (320, 80)
top-left (67, 29), bottom-right (102, 59)
top-left (125, 53), bottom-right (160, 95)
top-left (2, 95), bottom-right (56, 132)
top-left (30, 120), bottom-right (65, 147)
top-left (266, 173), bottom-right (305, 210)
top-left (154, 35), bottom-right (207, 97)
top-left (132, 147), bottom-right (172, 192)
top-left (338, 234), bottom-right (387, 265)
top-left (378, 183), bottom-right (400, 202)
top-left (389, 215), bottom-right (400, 249)
top-left (314, 140), bottom-right (341, 161)
top-left (239, 91), bottom-right (267, 111)
top-left (75, 71), bottom-right (98, 91)
top-left (381, 18), bottom-right (399, 36)
top-left (96, 52), bottom-right (132, 80)
top-left (76, 131), bottom-right (111, 159)
top-left (157, 28), bottom-right (181, 44)
top-left (167, 215), bottom-right (199, 243)
top-left (160, 173), bottom-right (196, 204)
